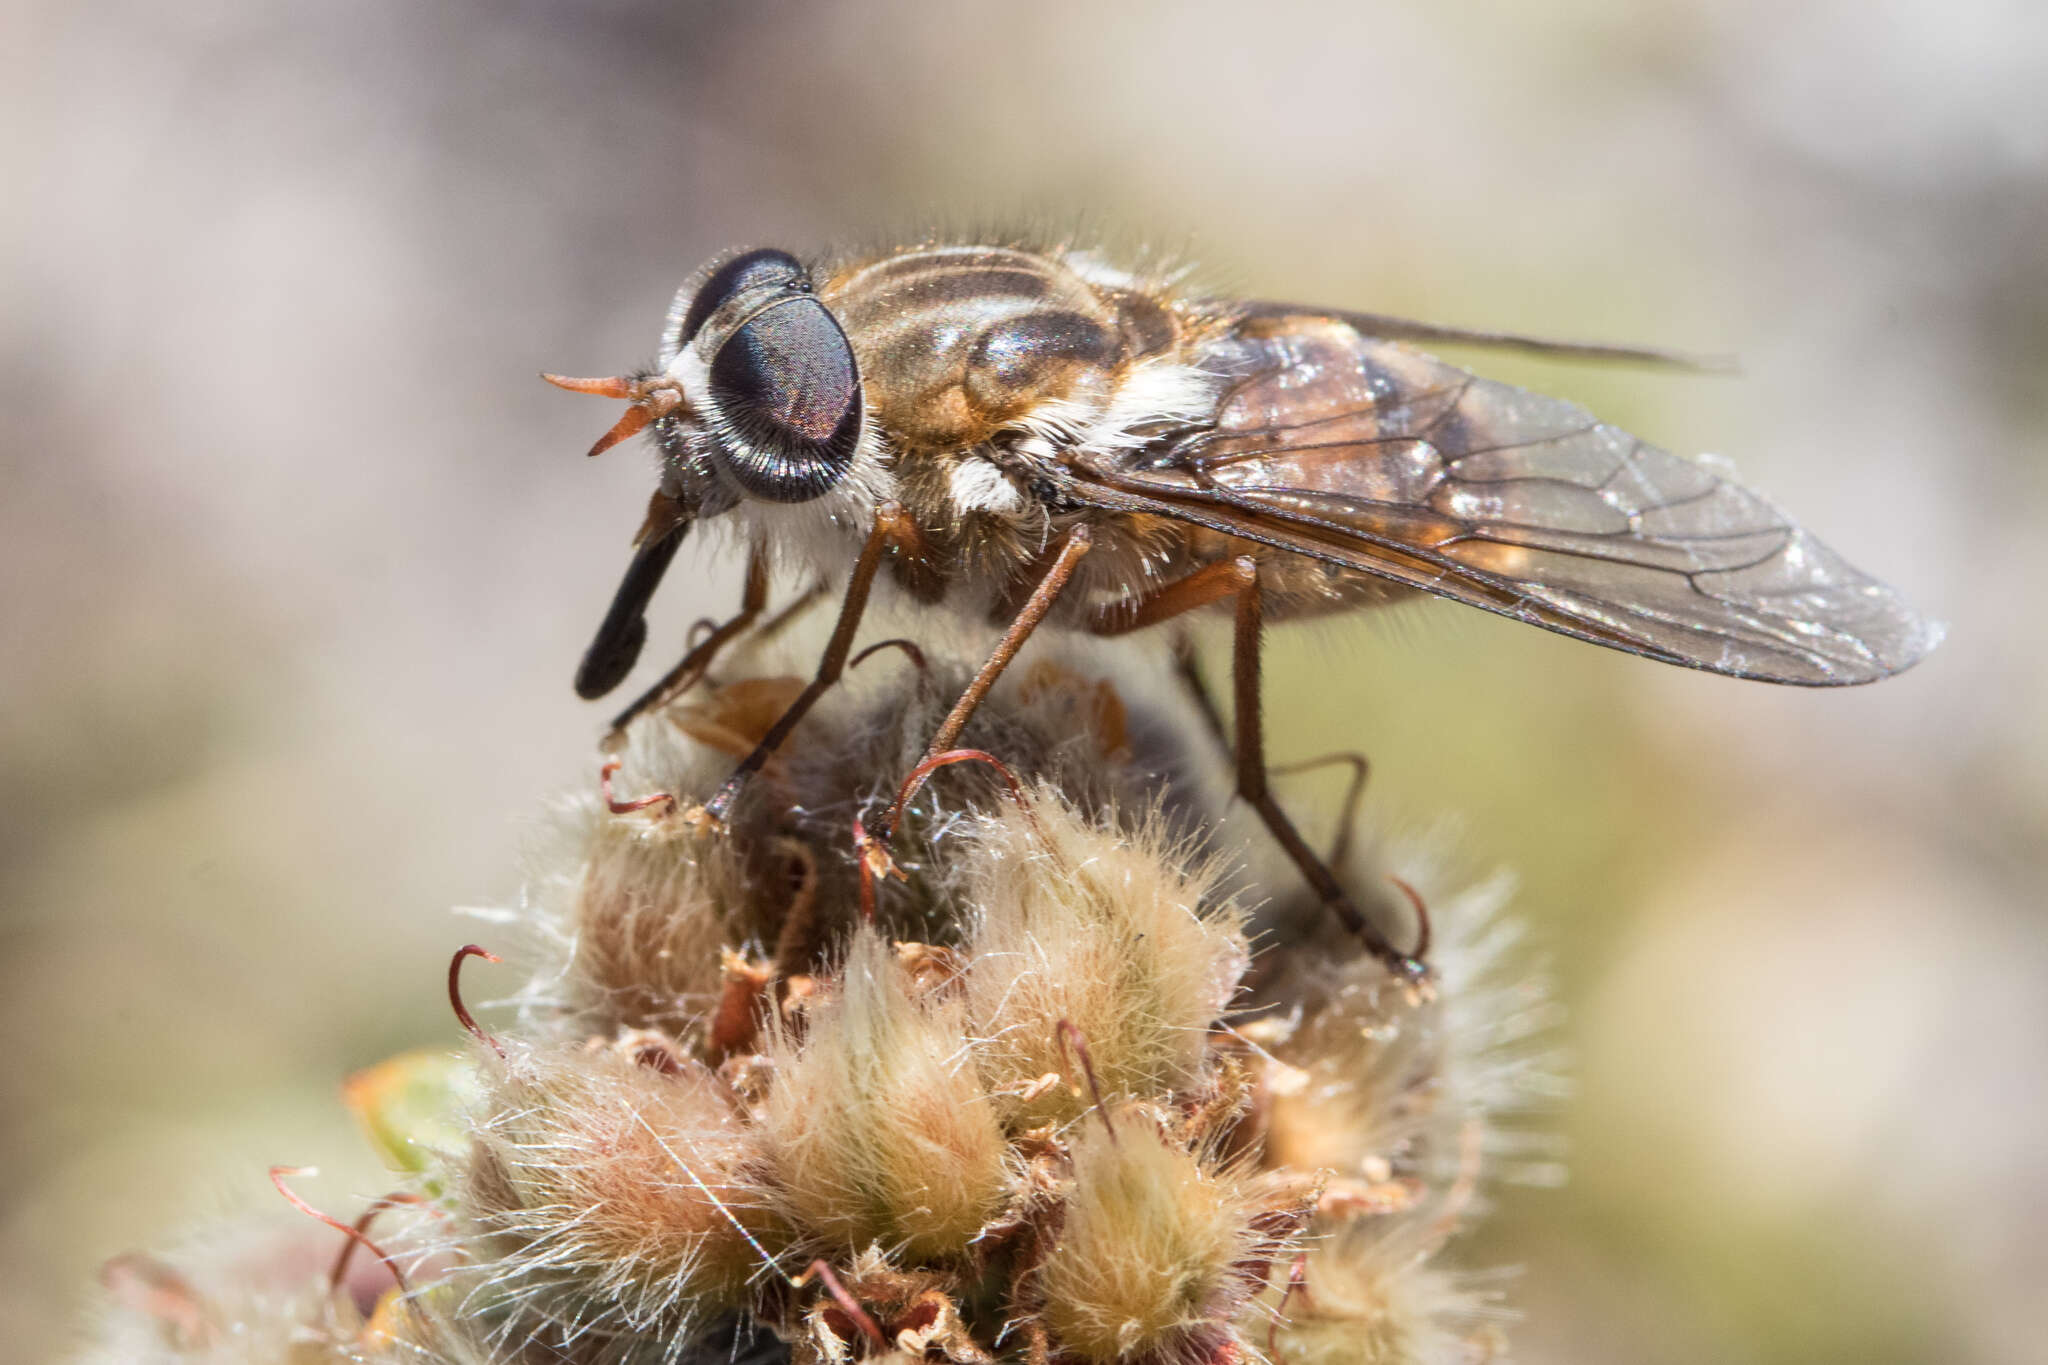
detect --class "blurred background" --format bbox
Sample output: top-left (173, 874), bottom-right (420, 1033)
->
top-left (4, 2), bottom-right (2042, 1361)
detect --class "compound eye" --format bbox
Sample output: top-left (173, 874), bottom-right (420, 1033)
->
top-left (706, 296), bottom-right (862, 502)
top-left (675, 247), bottom-right (808, 351)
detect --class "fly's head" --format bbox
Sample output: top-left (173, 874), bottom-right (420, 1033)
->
top-left (547, 248), bottom-right (869, 523)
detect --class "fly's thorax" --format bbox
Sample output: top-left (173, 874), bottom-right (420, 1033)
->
top-left (820, 244), bottom-right (1194, 455)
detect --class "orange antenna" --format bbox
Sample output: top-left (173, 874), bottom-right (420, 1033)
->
top-left (540, 373), bottom-right (682, 456)
top-left (540, 373), bottom-right (637, 398)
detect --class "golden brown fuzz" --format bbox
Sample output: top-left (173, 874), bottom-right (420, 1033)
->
top-left (761, 928), bottom-right (1010, 1261)
top-left (1034, 1118), bottom-right (1255, 1365)
top-left (954, 790), bottom-right (1246, 1132)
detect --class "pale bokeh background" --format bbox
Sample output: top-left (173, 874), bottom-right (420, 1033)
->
top-left (5, 3), bottom-right (2043, 1362)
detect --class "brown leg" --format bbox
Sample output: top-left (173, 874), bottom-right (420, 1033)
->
top-left (702, 504), bottom-right (919, 823)
top-left (750, 575), bottom-right (833, 647)
top-left (1088, 556), bottom-right (1247, 636)
top-left (880, 526), bottom-right (1093, 837)
top-left (1088, 556), bottom-right (1423, 978)
top-left (1268, 751), bottom-right (1371, 877)
top-left (1094, 557), bottom-right (1243, 761)
top-left (607, 549), bottom-right (771, 738)
top-left (1229, 559), bottom-right (1423, 978)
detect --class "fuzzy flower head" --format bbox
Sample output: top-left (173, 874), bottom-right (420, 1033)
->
top-left (84, 646), bottom-right (1556, 1365)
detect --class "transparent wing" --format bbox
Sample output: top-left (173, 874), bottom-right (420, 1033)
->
top-left (1070, 314), bottom-right (1939, 684)
top-left (1232, 298), bottom-right (1735, 370)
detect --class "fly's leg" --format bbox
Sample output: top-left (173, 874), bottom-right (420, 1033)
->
top-left (1089, 556), bottom-right (1426, 979)
top-left (606, 548), bottom-right (770, 739)
top-left (750, 575), bottom-right (833, 649)
top-left (701, 503), bottom-right (921, 824)
top-left (1226, 559), bottom-right (1424, 978)
top-left (1268, 751), bottom-right (1371, 879)
top-left (878, 526), bottom-right (1092, 840)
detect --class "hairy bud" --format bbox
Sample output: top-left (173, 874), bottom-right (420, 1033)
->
top-left (761, 928), bottom-right (1010, 1260)
top-left (957, 793), bottom-right (1247, 1131)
